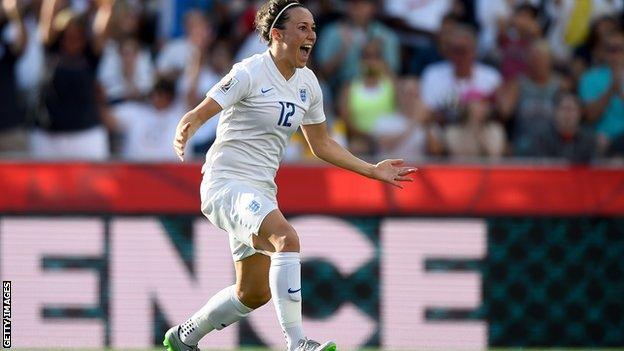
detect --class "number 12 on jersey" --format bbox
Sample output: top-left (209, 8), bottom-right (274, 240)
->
top-left (278, 102), bottom-right (295, 127)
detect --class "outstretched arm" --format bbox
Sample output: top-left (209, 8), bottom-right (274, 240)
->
top-left (173, 97), bottom-right (223, 161)
top-left (2, 0), bottom-right (27, 56)
top-left (301, 121), bottom-right (417, 188)
top-left (39, 0), bottom-right (60, 46)
top-left (92, 0), bottom-right (115, 54)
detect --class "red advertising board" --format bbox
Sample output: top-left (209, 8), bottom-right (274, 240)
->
top-left (1, 162), bottom-right (623, 215)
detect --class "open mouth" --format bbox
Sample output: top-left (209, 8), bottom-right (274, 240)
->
top-left (299, 44), bottom-right (313, 59)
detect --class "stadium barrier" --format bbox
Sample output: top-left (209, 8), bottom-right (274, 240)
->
top-left (0, 163), bottom-right (623, 349)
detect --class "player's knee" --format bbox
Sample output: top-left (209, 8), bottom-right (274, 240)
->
top-left (272, 226), bottom-right (300, 252)
top-left (237, 286), bottom-right (271, 309)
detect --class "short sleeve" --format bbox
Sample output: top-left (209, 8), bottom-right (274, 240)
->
top-left (207, 64), bottom-right (252, 110)
top-left (420, 66), bottom-right (438, 108)
top-left (579, 70), bottom-right (608, 103)
top-left (302, 76), bottom-right (326, 125)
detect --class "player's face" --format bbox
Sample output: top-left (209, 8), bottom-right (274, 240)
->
top-left (279, 7), bottom-right (316, 68)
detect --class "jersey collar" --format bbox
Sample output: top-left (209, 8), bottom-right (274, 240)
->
top-left (265, 50), bottom-right (298, 84)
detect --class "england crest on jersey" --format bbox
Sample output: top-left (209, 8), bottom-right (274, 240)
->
top-left (299, 88), bottom-right (307, 103)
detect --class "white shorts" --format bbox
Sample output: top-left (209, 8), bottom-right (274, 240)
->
top-left (200, 178), bottom-right (277, 261)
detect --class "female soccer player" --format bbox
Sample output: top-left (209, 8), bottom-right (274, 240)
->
top-left (164, 1), bottom-right (416, 350)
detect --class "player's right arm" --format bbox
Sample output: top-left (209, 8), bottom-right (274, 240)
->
top-left (174, 63), bottom-right (252, 161)
top-left (173, 97), bottom-right (223, 161)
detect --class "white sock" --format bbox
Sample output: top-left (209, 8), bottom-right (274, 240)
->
top-left (179, 285), bottom-right (253, 346)
top-left (270, 252), bottom-right (305, 351)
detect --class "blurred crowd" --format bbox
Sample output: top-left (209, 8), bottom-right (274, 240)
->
top-left (1, 0), bottom-right (624, 164)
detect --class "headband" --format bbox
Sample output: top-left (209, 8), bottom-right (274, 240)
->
top-left (269, 2), bottom-right (300, 39)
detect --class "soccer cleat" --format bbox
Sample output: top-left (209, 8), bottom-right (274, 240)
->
top-left (295, 337), bottom-right (337, 351)
top-left (163, 325), bottom-right (201, 351)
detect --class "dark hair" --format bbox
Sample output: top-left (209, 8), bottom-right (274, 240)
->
top-left (586, 16), bottom-right (619, 50)
top-left (441, 13), bottom-right (461, 26)
top-left (152, 77), bottom-right (176, 97)
top-left (255, 0), bottom-right (303, 44)
top-left (451, 23), bottom-right (477, 43)
top-left (514, 3), bottom-right (539, 18)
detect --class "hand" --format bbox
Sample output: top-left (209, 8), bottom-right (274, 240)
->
top-left (2, 0), bottom-right (18, 17)
top-left (370, 159), bottom-right (417, 189)
top-left (97, 0), bottom-right (115, 7)
top-left (173, 112), bottom-right (200, 161)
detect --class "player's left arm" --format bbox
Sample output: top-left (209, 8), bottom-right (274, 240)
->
top-left (301, 121), bottom-right (417, 188)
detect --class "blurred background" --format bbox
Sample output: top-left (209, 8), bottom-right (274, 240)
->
top-left (1, 0), bottom-right (624, 350)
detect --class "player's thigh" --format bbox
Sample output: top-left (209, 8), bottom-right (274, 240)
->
top-left (253, 209), bottom-right (300, 252)
top-left (234, 253), bottom-right (271, 305)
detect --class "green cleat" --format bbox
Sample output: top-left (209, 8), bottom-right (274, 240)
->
top-left (295, 338), bottom-right (337, 351)
top-left (163, 325), bottom-right (201, 351)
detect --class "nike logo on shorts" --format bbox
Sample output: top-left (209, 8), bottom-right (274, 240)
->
top-left (288, 288), bottom-right (301, 294)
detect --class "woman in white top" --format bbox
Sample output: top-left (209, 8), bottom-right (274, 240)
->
top-left (164, 1), bottom-right (416, 351)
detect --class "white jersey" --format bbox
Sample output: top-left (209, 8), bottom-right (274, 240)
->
top-left (203, 50), bottom-right (326, 198)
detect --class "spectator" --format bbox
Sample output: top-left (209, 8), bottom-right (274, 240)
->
top-left (499, 40), bottom-right (566, 155)
top-left (31, 0), bottom-right (114, 160)
top-left (232, 1), bottom-right (261, 46)
top-left (384, 0), bottom-right (453, 34)
top-left (306, 0), bottom-right (343, 31)
top-left (447, 0), bottom-right (479, 29)
top-left (235, 1), bottom-right (276, 63)
top-left (96, 1), bottom-right (156, 104)
top-left (109, 0), bottom-right (145, 40)
top-left (497, 3), bottom-right (542, 81)
top-left (109, 78), bottom-right (184, 160)
top-left (407, 13), bottom-right (459, 76)
top-left (545, 0), bottom-right (624, 63)
top-left (157, 10), bottom-right (212, 81)
top-left (444, 93), bottom-right (506, 159)
top-left (420, 24), bottom-right (502, 125)
top-left (476, 0), bottom-right (541, 56)
top-left (372, 77), bottom-right (435, 161)
top-left (179, 37), bottom-right (220, 108)
top-left (0, 0), bottom-right (28, 156)
top-left (2, 0), bottom-right (623, 163)
top-left (209, 39), bottom-right (233, 77)
top-left (98, 35), bottom-right (154, 103)
top-left (338, 40), bottom-right (396, 155)
top-left (529, 93), bottom-right (598, 163)
top-left (156, 0), bottom-right (211, 39)
top-left (572, 15), bottom-right (620, 82)
top-left (235, 30), bottom-right (267, 63)
top-left (316, 0), bottom-right (399, 93)
top-left (15, 0), bottom-right (44, 110)
top-left (579, 30), bottom-right (624, 153)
